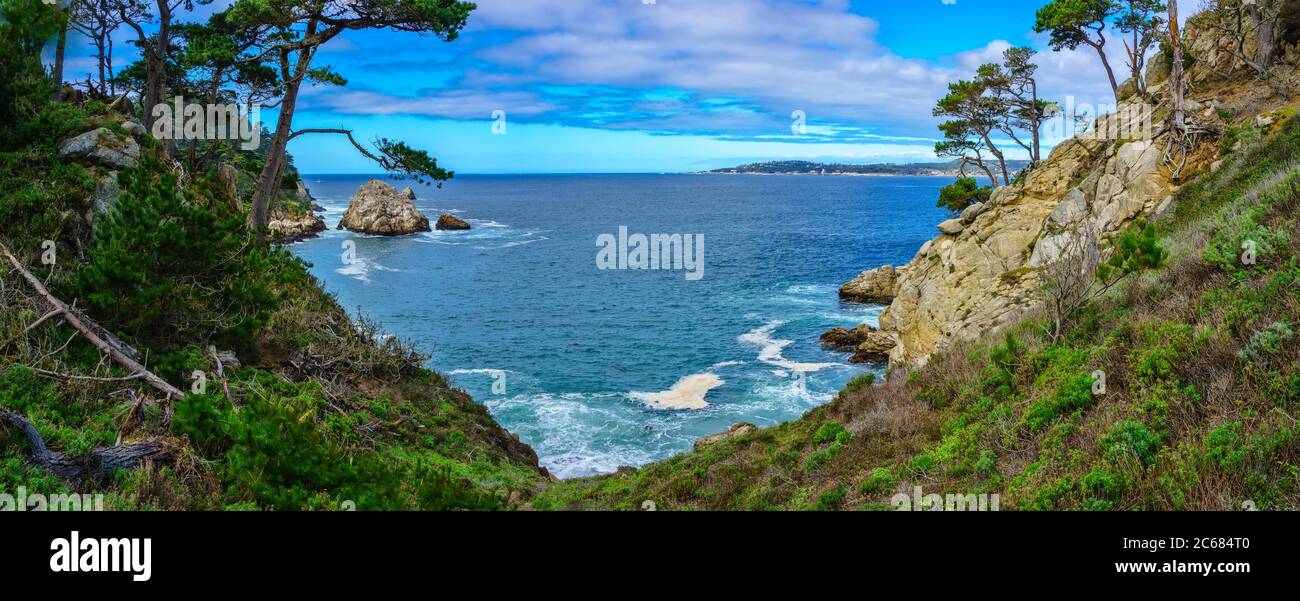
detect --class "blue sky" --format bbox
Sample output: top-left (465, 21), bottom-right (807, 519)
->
top-left (53, 0), bottom-right (1146, 174)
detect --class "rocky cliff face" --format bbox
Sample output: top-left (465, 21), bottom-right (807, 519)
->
top-left (855, 16), bottom-right (1278, 368)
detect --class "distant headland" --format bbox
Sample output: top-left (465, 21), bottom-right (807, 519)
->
top-left (701, 159), bottom-right (1029, 176)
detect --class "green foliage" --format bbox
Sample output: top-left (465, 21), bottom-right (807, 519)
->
top-left (1102, 420), bottom-right (1161, 466)
top-left (1097, 219), bottom-right (1168, 283)
top-left (72, 156), bottom-right (292, 378)
top-left (843, 372), bottom-right (876, 394)
top-left (1034, 0), bottom-right (1119, 52)
top-left (1022, 371), bottom-right (1094, 433)
top-left (937, 177), bottom-right (991, 212)
top-left (859, 467), bottom-right (899, 495)
top-left (813, 487), bottom-right (847, 511)
top-left (813, 421), bottom-right (850, 445)
top-left (0, 0), bottom-right (63, 55)
top-left (173, 385), bottom-right (503, 511)
top-left (1238, 322), bottom-right (1295, 361)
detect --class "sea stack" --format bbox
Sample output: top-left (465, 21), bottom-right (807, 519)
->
top-left (338, 180), bottom-right (431, 235)
top-left (436, 213), bottom-right (472, 231)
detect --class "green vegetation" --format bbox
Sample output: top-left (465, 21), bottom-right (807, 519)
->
top-left (937, 177), bottom-right (992, 212)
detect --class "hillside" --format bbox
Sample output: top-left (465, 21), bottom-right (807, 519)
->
top-left (0, 37), bottom-right (550, 510)
top-left (533, 14), bottom-right (1300, 511)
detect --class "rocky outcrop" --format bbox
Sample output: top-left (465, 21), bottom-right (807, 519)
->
top-left (820, 324), bottom-right (876, 351)
top-left (875, 100), bottom-right (1210, 366)
top-left (338, 180), bottom-right (431, 235)
top-left (820, 324), bottom-right (898, 364)
top-left (269, 211), bottom-right (326, 243)
top-left (216, 163), bottom-right (241, 211)
top-left (436, 213), bottom-right (471, 231)
top-left (839, 265), bottom-right (900, 304)
top-left (58, 128), bottom-right (140, 170)
top-left (852, 331), bottom-right (897, 364)
top-left (693, 423), bottom-right (757, 451)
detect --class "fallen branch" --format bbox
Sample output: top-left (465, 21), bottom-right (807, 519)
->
top-left (0, 408), bottom-right (172, 479)
top-left (208, 346), bottom-right (234, 405)
top-left (0, 244), bottom-right (184, 409)
top-left (29, 367), bottom-right (146, 384)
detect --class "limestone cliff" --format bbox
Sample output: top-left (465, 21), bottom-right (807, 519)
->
top-left (852, 15), bottom-right (1294, 367)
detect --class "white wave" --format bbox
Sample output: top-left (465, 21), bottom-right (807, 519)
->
top-left (739, 320), bottom-right (838, 374)
top-left (334, 257), bottom-right (395, 283)
top-left (474, 220), bottom-right (509, 229)
top-left (448, 368), bottom-right (511, 378)
top-left (485, 392), bottom-right (678, 478)
top-left (708, 360), bottom-right (746, 370)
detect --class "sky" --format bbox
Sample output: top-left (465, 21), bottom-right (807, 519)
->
top-left (50, 0), bottom-right (1173, 174)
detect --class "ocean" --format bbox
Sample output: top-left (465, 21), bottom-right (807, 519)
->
top-left (289, 173), bottom-right (952, 478)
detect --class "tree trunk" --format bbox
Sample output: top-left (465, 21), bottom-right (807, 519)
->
top-left (249, 78), bottom-right (302, 231)
top-left (0, 409), bottom-right (171, 480)
top-left (1031, 79), bottom-right (1041, 163)
top-left (53, 19), bottom-right (68, 89)
top-left (1093, 41), bottom-right (1122, 103)
top-left (982, 133), bottom-right (1010, 186)
top-left (1250, 1), bottom-right (1277, 68)
top-left (1169, 0), bottom-right (1186, 131)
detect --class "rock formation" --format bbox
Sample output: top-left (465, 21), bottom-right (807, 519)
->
top-left (269, 210), bottom-right (326, 243)
top-left (839, 265), bottom-right (900, 303)
top-left (58, 127), bottom-right (140, 170)
top-left (338, 180), bottom-right (431, 235)
top-left (436, 213), bottom-right (472, 231)
top-left (820, 324), bottom-right (897, 364)
top-left (693, 423), bottom-right (757, 450)
top-left (838, 17), bottom-right (1245, 368)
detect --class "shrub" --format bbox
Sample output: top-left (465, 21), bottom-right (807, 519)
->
top-left (844, 372), bottom-right (876, 394)
top-left (1022, 372), bottom-right (1094, 433)
top-left (72, 156), bottom-right (293, 379)
top-left (937, 177), bottom-right (991, 212)
top-left (814, 486), bottom-right (847, 511)
top-left (1101, 420), bottom-right (1161, 467)
top-left (1238, 321), bottom-right (1295, 361)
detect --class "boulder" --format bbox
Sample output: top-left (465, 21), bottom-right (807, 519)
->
top-left (840, 265), bottom-right (898, 304)
top-left (269, 212), bottom-right (327, 243)
top-left (850, 331), bottom-right (897, 364)
top-left (86, 172), bottom-right (121, 226)
top-left (693, 423), bottom-right (757, 451)
top-left (121, 120), bottom-right (147, 138)
top-left (820, 324), bottom-right (876, 352)
top-left (338, 179), bottom-right (431, 235)
top-left (959, 201), bottom-right (988, 225)
top-left (58, 128), bottom-right (140, 170)
top-left (938, 218), bottom-right (965, 235)
top-left (216, 163), bottom-right (241, 211)
top-left (436, 213), bottom-right (472, 231)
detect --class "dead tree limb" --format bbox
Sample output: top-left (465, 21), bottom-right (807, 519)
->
top-left (207, 345), bottom-right (234, 405)
top-left (0, 243), bottom-right (184, 409)
top-left (0, 408), bottom-right (172, 479)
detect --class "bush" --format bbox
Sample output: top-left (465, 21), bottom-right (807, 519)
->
top-left (937, 177), bottom-right (991, 212)
top-left (844, 372), bottom-right (876, 394)
top-left (1022, 372), bottom-right (1094, 433)
top-left (1102, 420), bottom-right (1161, 467)
top-left (72, 156), bottom-right (294, 380)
